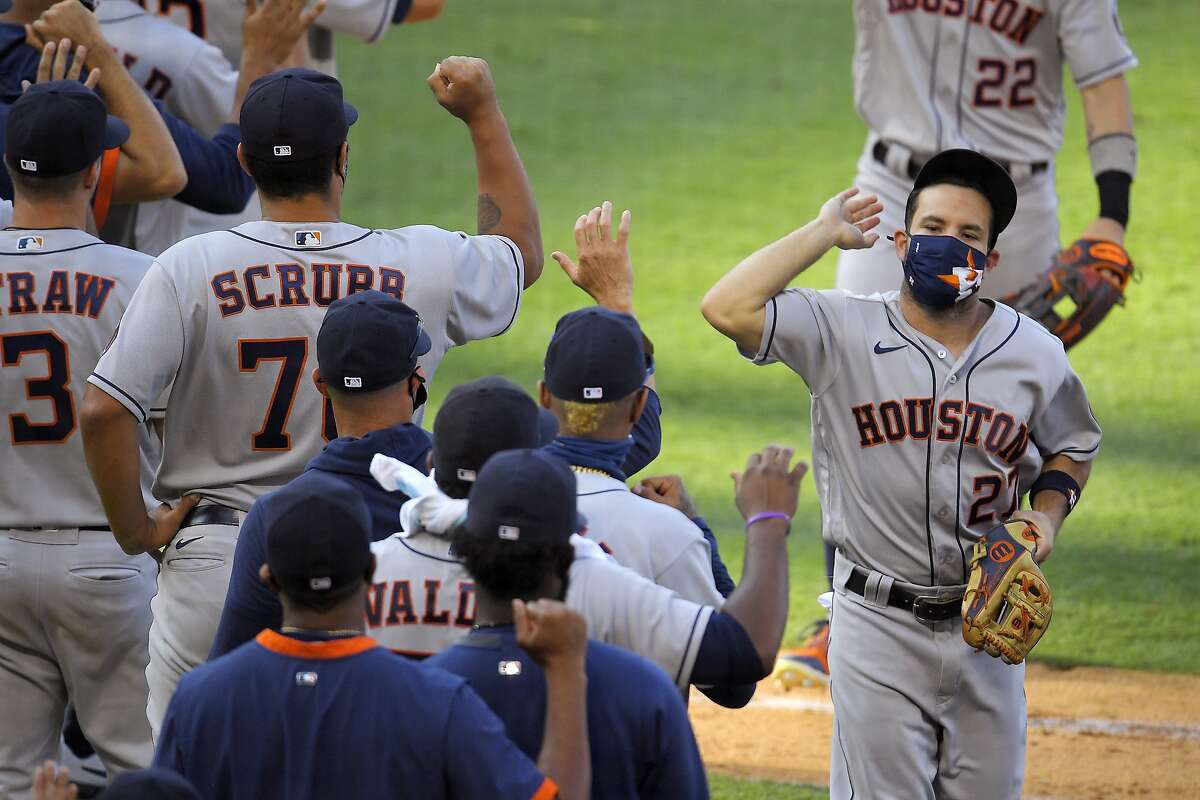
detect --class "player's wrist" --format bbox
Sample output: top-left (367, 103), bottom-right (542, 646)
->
top-left (464, 104), bottom-right (507, 134)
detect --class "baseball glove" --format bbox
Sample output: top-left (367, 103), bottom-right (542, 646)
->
top-left (961, 521), bottom-right (1053, 664)
top-left (1001, 239), bottom-right (1134, 349)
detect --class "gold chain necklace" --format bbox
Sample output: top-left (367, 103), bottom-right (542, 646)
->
top-left (570, 465), bottom-right (613, 478)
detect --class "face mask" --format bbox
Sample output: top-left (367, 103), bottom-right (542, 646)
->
top-left (902, 234), bottom-right (987, 309)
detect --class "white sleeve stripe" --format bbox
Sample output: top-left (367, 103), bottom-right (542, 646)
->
top-left (87, 373), bottom-right (148, 422)
top-left (367, 0), bottom-right (401, 42)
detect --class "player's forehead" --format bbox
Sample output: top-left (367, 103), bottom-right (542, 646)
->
top-left (912, 183), bottom-right (992, 235)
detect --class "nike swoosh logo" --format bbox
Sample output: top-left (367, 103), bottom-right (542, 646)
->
top-left (175, 536), bottom-right (204, 550)
top-left (873, 342), bottom-right (907, 355)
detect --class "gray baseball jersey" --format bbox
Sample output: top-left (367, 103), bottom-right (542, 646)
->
top-left (854, 0), bottom-right (1137, 162)
top-left (369, 530), bottom-right (713, 688)
top-left (0, 229), bottom-right (159, 527)
top-left (88, 221), bottom-right (523, 511)
top-left (743, 288), bottom-right (1100, 586)
top-left (99, 0), bottom-right (237, 138)
top-left (574, 470), bottom-right (726, 608)
top-left (98, 0), bottom-right (261, 258)
top-left (157, 0), bottom-right (400, 74)
top-left (0, 201), bottom-right (12, 228)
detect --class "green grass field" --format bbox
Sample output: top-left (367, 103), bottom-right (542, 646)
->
top-left (338, 1), bottom-right (1199, 794)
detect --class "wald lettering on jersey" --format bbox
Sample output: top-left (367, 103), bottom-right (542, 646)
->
top-left (742, 288), bottom-right (1100, 586)
top-left (854, 0), bottom-right (1137, 162)
top-left (0, 229), bottom-right (159, 527)
top-left (88, 221), bottom-right (523, 511)
top-left (367, 533), bottom-right (475, 658)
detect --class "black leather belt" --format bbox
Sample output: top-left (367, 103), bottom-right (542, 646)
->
top-left (845, 565), bottom-right (964, 623)
top-left (872, 141), bottom-right (1048, 181)
top-left (180, 505), bottom-right (240, 529)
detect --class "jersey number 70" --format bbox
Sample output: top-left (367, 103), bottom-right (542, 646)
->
top-left (238, 338), bottom-right (336, 451)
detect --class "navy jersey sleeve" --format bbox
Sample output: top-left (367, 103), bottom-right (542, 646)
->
top-left (208, 508), bottom-right (281, 659)
top-left (443, 684), bottom-right (556, 800)
top-left (156, 104), bottom-right (255, 215)
top-left (622, 387), bottom-right (662, 477)
top-left (691, 611), bottom-right (769, 685)
top-left (690, 516), bottom-right (735, 597)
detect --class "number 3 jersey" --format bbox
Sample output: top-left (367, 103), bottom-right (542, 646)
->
top-left (853, 0), bottom-right (1137, 163)
top-left (0, 229), bottom-right (159, 528)
top-left (89, 221), bottom-right (524, 511)
top-left (742, 289), bottom-right (1100, 587)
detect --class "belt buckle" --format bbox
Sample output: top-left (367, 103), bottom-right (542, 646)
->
top-left (911, 592), bottom-right (961, 624)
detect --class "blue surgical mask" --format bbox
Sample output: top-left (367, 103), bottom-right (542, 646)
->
top-left (902, 235), bottom-right (988, 309)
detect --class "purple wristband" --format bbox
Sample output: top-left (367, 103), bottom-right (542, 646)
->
top-left (745, 511), bottom-right (791, 530)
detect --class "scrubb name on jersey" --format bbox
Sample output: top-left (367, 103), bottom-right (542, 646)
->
top-left (886, 0), bottom-right (1046, 45)
top-left (210, 262), bottom-right (407, 317)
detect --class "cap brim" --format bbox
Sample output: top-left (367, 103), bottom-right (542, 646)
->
top-left (344, 101), bottom-right (359, 127)
top-left (536, 408), bottom-right (560, 446)
top-left (912, 149), bottom-right (1017, 239)
top-left (103, 115), bottom-right (130, 150)
top-left (413, 327), bottom-right (432, 360)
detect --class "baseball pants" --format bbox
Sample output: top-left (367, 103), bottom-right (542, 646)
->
top-left (835, 137), bottom-right (1059, 299)
top-left (827, 551), bottom-right (1026, 800)
top-left (145, 512), bottom-right (243, 740)
top-left (0, 529), bottom-right (157, 799)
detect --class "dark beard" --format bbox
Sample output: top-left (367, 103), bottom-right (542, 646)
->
top-left (900, 280), bottom-right (979, 320)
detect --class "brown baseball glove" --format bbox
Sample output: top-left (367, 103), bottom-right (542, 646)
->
top-left (1001, 239), bottom-right (1135, 349)
top-left (962, 521), bottom-right (1053, 665)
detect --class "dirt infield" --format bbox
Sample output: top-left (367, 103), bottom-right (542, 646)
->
top-left (691, 664), bottom-right (1200, 799)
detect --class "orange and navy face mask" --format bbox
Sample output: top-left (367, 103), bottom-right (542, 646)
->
top-left (902, 234), bottom-right (987, 310)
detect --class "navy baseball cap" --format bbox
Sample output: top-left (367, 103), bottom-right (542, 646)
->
top-left (460, 449), bottom-right (585, 545)
top-left (0, 0), bottom-right (11, 13)
top-left (433, 377), bottom-right (559, 497)
top-left (5, 81), bottom-right (129, 178)
top-left (544, 307), bottom-right (645, 404)
top-left (317, 290), bottom-right (430, 393)
top-left (240, 68), bottom-right (358, 163)
top-left (911, 149), bottom-right (1017, 246)
top-left (264, 474), bottom-right (373, 604)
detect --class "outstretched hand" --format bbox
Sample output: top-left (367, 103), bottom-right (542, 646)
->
top-left (552, 200), bottom-right (634, 313)
top-left (732, 444), bottom-right (807, 522)
top-left (32, 761), bottom-right (77, 800)
top-left (818, 187), bottom-right (884, 250)
top-left (242, 0), bottom-right (328, 68)
top-left (20, 39), bottom-right (100, 92)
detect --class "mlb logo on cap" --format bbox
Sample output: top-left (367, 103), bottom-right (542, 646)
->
top-left (309, 576), bottom-right (332, 591)
top-left (274, 145), bottom-right (292, 156)
top-left (17, 236), bottom-right (43, 250)
top-left (343, 376), bottom-right (362, 388)
top-left (498, 525), bottom-right (520, 541)
top-left (19, 159), bottom-right (36, 171)
top-left (583, 387), bottom-right (603, 400)
top-left (296, 230), bottom-right (322, 246)
top-left (456, 468), bottom-right (477, 482)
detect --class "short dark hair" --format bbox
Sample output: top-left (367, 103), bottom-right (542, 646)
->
top-left (6, 163), bottom-right (89, 202)
top-left (244, 147), bottom-right (340, 200)
top-left (452, 529), bottom-right (574, 601)
top-left (904, 175), bottom-right (998, 251)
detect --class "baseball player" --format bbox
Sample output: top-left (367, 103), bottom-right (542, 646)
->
top-left (154, 477), bottom-right (589, 800)
top-left (0, 81), bottom-right (162, 798)
top-left (27, 0), bottom-right (326, 255)
top-left (427, 448), bottom-right (709, 799)
top-left (836, 0), bottom-right (1138, 299)
top-left (370, 388), bottom-right (800, 706)
top-left (79, 61), bottom-right (542, 736)
top-left (702, 150), bottom-right (1101, 798)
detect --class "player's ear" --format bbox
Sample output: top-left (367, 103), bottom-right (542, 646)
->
top-left (893, 230), bottom-right (909, 262)
top-left (338, 142), bottom-right (350, 174)
top-left (312, 368), bottom-right (330, 398)
top-left (629, 386), bottom-right (649, 424)
top-left (537, 380), bottom-right (552, 410)
top-left (985, 249), bottom-right (1000, 271)
top-left (83, 158), bottom-right (101, 191)
top-left (259, 563), bottom-right (279, 594)
top-left (236, 143), bottom-right (252, 178)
